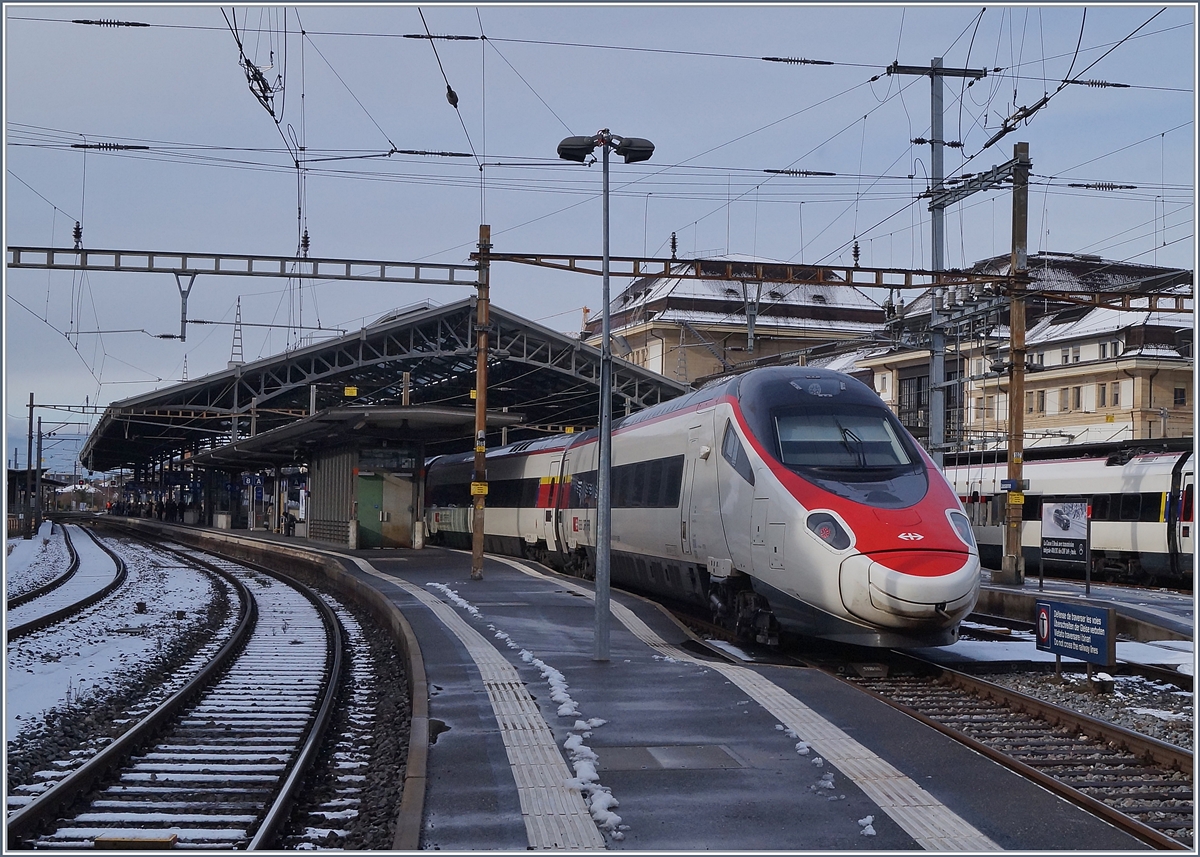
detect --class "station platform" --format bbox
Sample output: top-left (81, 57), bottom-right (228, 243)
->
top-left (310, 543), bottom-right (1151, 851)
top-left (977, 567), bottom-right (1194, 641)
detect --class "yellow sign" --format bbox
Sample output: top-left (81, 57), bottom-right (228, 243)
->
top-left (1105, 414), bottom-right (1115, 423)
top-left (565, 426), bottom-right (574, 433)
top-left (344, 386), bottom-right (358, 397)
top-left (470, 482), bottom-right (488, 496)
top-left (470, 389), bottom-right (477, 400)
top-left (1009, 491), bottom-right (1025, 505)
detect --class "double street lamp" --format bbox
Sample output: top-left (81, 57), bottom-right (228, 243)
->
top-left (557, 130), bottom-right (654, 661)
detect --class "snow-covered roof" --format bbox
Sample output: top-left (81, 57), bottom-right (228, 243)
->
top-left (623, 308), bottom-right (881, 334)
top-left (609, 254), bottom-right (881, 316)
top-left (1026, 305), bottom-right (1189, 346)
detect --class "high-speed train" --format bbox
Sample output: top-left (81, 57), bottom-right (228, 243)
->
top-left (945, 440), bottom-right (1194, 588)
top-left (425, 366), bottom-right (980, 648)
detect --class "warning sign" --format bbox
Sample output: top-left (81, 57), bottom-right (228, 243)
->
top-left (1035, 599), bottom-right (1115, 666)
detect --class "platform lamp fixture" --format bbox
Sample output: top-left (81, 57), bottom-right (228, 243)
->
top-left (558, 130), bottom-right (654, 661)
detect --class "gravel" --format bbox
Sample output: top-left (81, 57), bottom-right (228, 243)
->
top-left (984, 670), bottom-right (1193, 750)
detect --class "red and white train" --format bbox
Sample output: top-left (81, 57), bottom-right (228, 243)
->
top-left (426, 366), bottom-right (981, 648)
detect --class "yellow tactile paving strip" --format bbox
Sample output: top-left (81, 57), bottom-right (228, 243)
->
top-left (489, 554), bottom-right (1001, 852)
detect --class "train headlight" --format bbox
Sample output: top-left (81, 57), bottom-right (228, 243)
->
top-left (947, 510), bottom-right (977, 551)
top-left (807, 512), bottom-right (852, 550)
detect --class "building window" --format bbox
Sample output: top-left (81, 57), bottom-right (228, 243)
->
top-left (898, 375), bottom-right (929, 430)
top-left (1174, 387), bottom-right (1187, 407)
top-left (1072, 386), bottom-right (1082, 410)
top-left (1026, 392), bottom-right (1035, 413)
top-left (1060, 387), bottom-right (1070, 411)
top-left (1071, 346), bottom-right (1081, 363)
top-left (1112, 340), bottom-right (1121, 356)
top-left (1060, 348), bottom-right (1070, 365)
top-left (1097, 384), bottom-right (1107, 408)
top-left (1036, 390), bottom-right (1046, 412)
top-left (1099, 342), bottom-right (1108, 359)
top-left (1036, 351), bottom-right (1045, 365)
top-left (1111, 382), bottom-right (1120, 407)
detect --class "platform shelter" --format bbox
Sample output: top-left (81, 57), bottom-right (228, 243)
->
top-left (79, 300), bottom-right (689, 548)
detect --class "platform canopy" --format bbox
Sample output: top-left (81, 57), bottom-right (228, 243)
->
top-left (80, 298), bottom-right (690, 472)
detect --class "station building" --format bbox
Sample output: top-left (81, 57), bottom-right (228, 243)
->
top-left (79, 299), bottom-right (687, 549)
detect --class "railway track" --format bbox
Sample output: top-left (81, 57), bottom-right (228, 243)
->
top-left (6, 522), bottom-right (79, 610)
top-left (839, 657), bottom-right (1194, 850)
top-left (6, 544), bottom-right (344, 850)
top-left (6, 525), bottom-right (127, 642)
top-left (666, 604), bottom-right (1192, 848)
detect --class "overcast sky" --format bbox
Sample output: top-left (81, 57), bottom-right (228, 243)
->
top-left (4, 3), bottom-right (1196, 469)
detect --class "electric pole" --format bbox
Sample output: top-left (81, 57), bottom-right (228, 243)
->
top-left (471, 224), bottom-right (492, 581)
top-left (888, 58), bottom-right (987, 465)
top-left (1001, 142), bottom-right (1032, 585)
top-left (24, 393), bottom-right (34, 539)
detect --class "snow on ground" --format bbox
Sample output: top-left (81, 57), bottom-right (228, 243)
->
top-left (5, 520), bottom-right (68, 597)
top-left (948, 621), bottom-right (1195, 674)
top-left (427, 582), bottom-right (629, 840)
top-left (6, 525), bottom-right (120, 627)
top-left (5, 535), bottom-right (223, 741)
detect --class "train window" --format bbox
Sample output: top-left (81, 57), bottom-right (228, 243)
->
top-left (571, 470), bottom-right (598, 509)
top-left (721, 422), bottom-right (755, 485)
top-left (1139, 493), bottom-right (1165, 523)
top-left (1090, 493), bottom-right (1111, 521)
top-left (1184, 485), bottom-right (1194, 522)
top-left (1021, 496), bottom-right (1041, 521)
top-left (1118, 493), bottom-right (1141, 521)
top-left (605, 455), bottom-right (686, 509)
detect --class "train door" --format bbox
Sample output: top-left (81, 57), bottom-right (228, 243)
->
top-left (680, 427), bottom-right (699, 556)
top-left (716, 418), bottom-right (754, 573)
top-left (542, 456), bottom-right (563, 554)
top-left (1168, 452), bottom-right (1193, 580)
top-left (681, 414), bottom-right (727, 560)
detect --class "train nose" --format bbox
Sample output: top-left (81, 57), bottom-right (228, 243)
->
top-left (839, 550), bottom-right (979, 629)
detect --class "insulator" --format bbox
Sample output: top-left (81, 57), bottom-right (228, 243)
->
top-left (762, 56), bottom-right (833, 65)
top-left (72, 221), bottom-right (82, 250)
top-left (852, 240), bottom-right (860, 267)
top-left (670, 232), bottom-right (677, 260)
top-left (300, 229), bottom-right (310, 258)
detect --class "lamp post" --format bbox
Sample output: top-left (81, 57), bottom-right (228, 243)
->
top-left (558, 130), bottom-right (654, 661)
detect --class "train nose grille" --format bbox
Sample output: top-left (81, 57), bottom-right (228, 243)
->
top-left (839, 552), bottom-right (979, 628)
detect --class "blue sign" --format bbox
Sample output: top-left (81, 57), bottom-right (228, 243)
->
top-left (254, 485), bottom-right (264, 501)
top-left (1035, 600), bottom-right (1116, 666)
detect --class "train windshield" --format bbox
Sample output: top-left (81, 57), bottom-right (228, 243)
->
top-left (775, 409), bottom-right (914, 469)
top-left (772, 404), bottom-right (927, 507)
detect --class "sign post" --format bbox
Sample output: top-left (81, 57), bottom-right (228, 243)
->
top-left (1040, 500), bottom-right (1087, 592)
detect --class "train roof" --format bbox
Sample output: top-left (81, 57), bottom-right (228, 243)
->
top-left (944, 436), bottom-right (1193, 468)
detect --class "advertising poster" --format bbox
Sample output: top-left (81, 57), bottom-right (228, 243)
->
top-left (1041, 501), bottom-right (1087, 563)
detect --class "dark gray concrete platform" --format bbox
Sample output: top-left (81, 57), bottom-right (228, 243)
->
top-left (320, 545), bottom-right (1149, 852)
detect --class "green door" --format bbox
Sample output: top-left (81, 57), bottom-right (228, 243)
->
top-left (357, 475), bottom-right (384, 549)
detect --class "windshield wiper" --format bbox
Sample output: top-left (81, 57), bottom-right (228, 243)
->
top-left (834, 419), bottom-right (867, 467)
